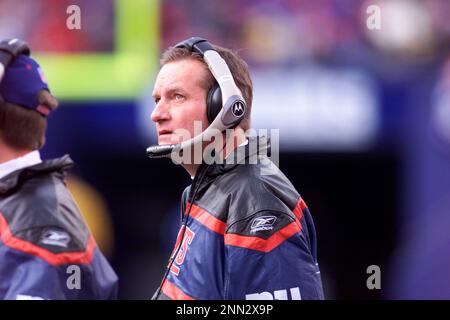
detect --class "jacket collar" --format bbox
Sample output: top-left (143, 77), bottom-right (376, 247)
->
top-left (0, 154), bottom-right (74, 194)
top-left (0, 150), bottom-right (42, 180)
top-left (188, 134), bottom-right (271, 200)
top-left (208, 133), bottom-right (271, 176)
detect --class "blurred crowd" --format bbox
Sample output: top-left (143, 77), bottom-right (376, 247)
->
top-left (0, 0), bottom-right (114, 52)
top-left (163, 0), bottom-right (450, 68)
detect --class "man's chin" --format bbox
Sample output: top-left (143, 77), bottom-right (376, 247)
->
top-left (158, 137), bottom-right (177, 146)
top-left (158, 133), bottom-right (190, 145)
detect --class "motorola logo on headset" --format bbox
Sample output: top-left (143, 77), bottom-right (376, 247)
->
top-left (232, 101), bottom-right (245, 117)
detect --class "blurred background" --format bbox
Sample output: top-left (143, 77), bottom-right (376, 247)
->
top-left (1, 0), bottom-right (450, 299)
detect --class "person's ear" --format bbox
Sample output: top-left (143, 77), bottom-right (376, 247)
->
top-left (37, 90), bottom-right (58, 111)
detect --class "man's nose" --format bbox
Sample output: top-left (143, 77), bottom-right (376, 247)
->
top-left (151, 100), bottom-right (170, 123)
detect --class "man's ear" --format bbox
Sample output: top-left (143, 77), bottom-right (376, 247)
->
top-left (37, 90), bottom-right (58, 111)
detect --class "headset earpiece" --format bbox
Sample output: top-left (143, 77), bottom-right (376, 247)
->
top-left (206, 83), bottom-right (222, 124)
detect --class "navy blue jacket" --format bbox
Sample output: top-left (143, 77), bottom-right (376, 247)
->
top-left (0, 155), bottom-right (118, 300)
top-left (154, 136), bottom-right (324, 300)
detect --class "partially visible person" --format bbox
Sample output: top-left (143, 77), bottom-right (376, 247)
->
top-left (0, 39), bottom-right (118, 300)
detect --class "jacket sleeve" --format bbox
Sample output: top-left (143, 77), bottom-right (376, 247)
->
top-left (0, 242), bottom-right (118, 300)
top-left (224, 208), bottom-right (324, 300)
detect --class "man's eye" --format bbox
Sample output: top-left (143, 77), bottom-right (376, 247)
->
top-left (174, 94), bottom-right (184, 101)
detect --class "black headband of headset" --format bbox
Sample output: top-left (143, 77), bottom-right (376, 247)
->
top-left (175, 37), bottom-right (214, 55)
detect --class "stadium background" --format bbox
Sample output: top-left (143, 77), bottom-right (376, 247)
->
top-left (1, 0), bottom-right (450, 299)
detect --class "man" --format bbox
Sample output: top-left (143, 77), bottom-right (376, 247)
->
top-left (0, 39), bottom-right (118, 300)
top-left (150, 38), bottom-right (324, 300)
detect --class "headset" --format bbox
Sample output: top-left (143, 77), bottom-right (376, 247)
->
top-left (0, 38), bottom-right (30, 81)
top-left (146, 37), bottom-right (247, 159)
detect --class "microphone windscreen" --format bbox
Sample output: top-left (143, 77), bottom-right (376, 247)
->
top-left (146, 144), bottom-right (179, 158)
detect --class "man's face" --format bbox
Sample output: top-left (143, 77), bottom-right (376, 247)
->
top-left (151, 59), bottom-right (210, 145)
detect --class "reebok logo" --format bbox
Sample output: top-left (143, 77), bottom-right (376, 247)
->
top-left (250, 216), bottom-right (277, 232)
top-left (40, 230), bottom-right (71, 248)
